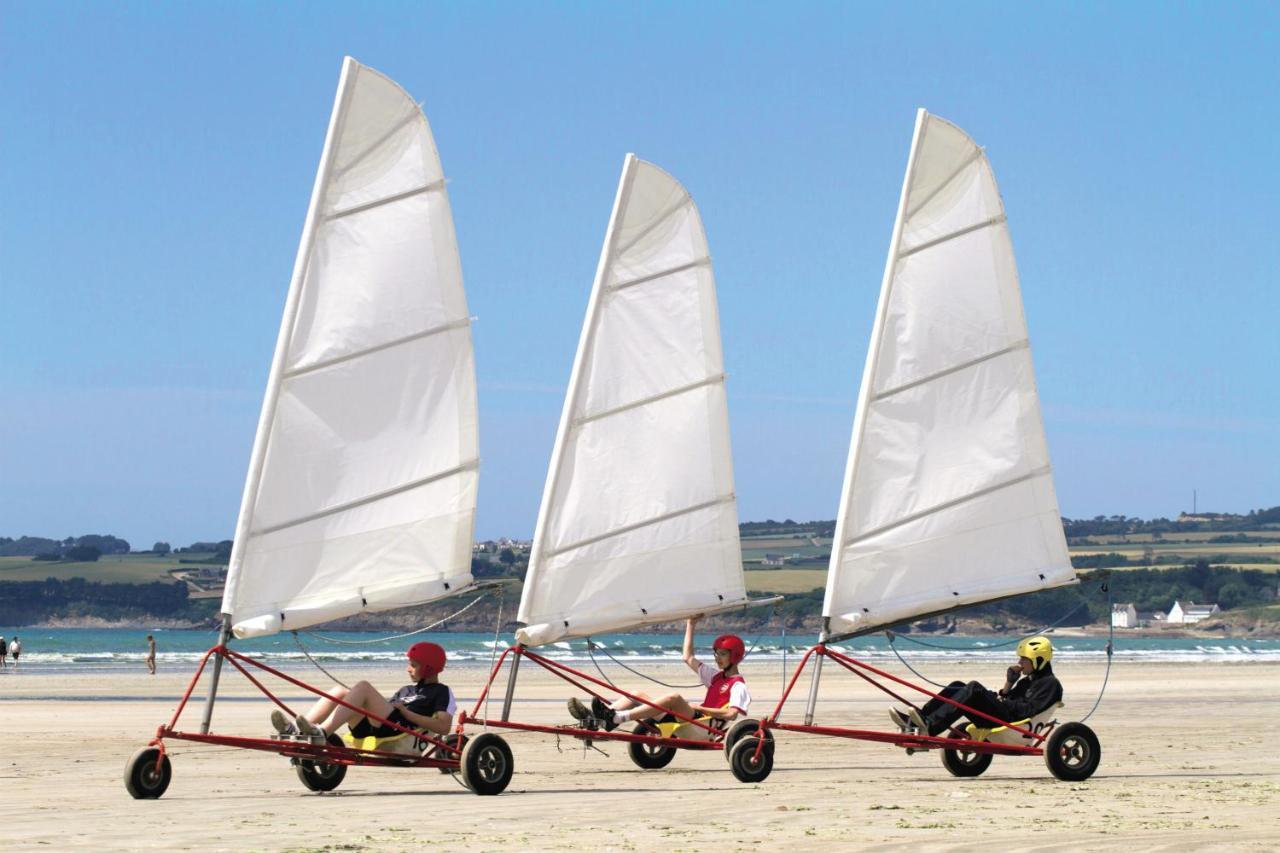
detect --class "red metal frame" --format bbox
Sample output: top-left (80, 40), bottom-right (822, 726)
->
top-left (456, 645), bottom-right (725, 752)
top-left (149, 643), bottom-right (463, 772)
top-left (744, 644), bottom-right (1050, 762)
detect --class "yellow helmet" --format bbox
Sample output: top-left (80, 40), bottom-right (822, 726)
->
top-left (1016, 636), bottom-right (1053, 671)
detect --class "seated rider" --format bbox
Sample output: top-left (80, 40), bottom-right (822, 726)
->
top-left (566, 615), bottom-right (750, 733)
top-left (271, 641), bottom-right (456, 740)
top-left (888, 635), bottom-right (1063, 737)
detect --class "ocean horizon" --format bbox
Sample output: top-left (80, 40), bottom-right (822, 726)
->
top-left (1, 626), bottom-right (1276, 675)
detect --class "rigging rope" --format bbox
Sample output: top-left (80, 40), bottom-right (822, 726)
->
top-left (301, 592), bottom-right (489, 644)
top-left (884, 573), bottom-right (1115, 715)
top-left (483, 585), bottom-right (506, 730)
top-left (291, 631), bottom-right (350, 690)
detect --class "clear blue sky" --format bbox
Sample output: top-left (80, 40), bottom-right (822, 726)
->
top-left (2, 3), bottom-right (1277, 549)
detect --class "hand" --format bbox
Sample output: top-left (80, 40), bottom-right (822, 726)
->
top-left (1006, 665), bottom-right (1022, 684)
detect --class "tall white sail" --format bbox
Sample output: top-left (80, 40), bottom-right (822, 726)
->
top-left (220, 58), bottom-right (478, 639)
top-left (823, 110), bottom-right (1074, 640)
top-left (517, 156), bottom-right (746, 646)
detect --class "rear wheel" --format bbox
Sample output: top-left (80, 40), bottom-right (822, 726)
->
top-left (627, 723), bottom-right (677, 769)
top-left (460, 733), bottom-right (513, 795)
top-left (1044, 722), bottom-right (1101, 781)
top-left (728, 735), bottom-right (774, 783)
top-left (941, 731), bottom-right (993, 777)
top-left (295, 734), bottom-right (347, 792)
top-left (124, 747), bottom-right (172, 799)
top-left (427, 732), bottom-right (468, 774)
top-left (722, 718), bottom-right (771, 762)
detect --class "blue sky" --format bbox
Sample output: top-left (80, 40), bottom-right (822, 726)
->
top-left (2, 3), bottom-right (1277, 549)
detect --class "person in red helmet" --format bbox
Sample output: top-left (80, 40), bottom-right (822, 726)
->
top-left (272, 641), bottom-right (456, 740)
top-left (567, 615), bottom-right (751, 734)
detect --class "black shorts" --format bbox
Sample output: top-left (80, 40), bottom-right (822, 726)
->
top-left (350, 708), bottom-right (410, 739)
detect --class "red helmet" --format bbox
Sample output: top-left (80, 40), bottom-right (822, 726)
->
top-left (712, 634), bottom-right (746, 666)
top-left (407, 641), bottom-right (446, 675)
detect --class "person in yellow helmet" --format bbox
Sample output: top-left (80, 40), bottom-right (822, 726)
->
top-left (888, 636), bottom-right (1063, 737)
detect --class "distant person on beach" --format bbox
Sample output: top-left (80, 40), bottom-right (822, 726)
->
top-left (145, 635), bottom-right (156, 675)
top-left (272, 642), bottom-right (456, 740)
top-left (9, 636), bottom-right (20, 665)
top-left (566, 616), bottom-right (751, 734)
top-left (888, 635), bottom-right (1063, 737)
top-left (0, 635), bottom-right (7, 669)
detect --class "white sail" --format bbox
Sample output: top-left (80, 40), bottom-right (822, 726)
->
top-left (220, 58), bottom-right (478, 639)
top-left (516, 155), bottom-right (747, 646)
top-left (823, 110), bottom-right (1074, 640)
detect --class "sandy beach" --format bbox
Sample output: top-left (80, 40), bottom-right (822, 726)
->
top-left (2, 657), bottom-right (1277, 851)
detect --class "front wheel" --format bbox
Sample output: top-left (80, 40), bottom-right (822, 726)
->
top-left (728, 736), bottom-right (774, 783)
top-left (295, 734), bottom-right (347, 792)
top-left (124, 747), bottom-right (172, 799)
top-left (1044, 722), bottom-right (1101, 781)
top-left (627, 723), bottom-right (677, 769)
top-left (460, 733), bottom-right (513, 795)
top-left (941, 731), bottom-right (993, 778)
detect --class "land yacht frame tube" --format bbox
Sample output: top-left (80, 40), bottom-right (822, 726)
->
top-left (202, 58), bottom-right (358, 734)
top-left (802, 109), bottom-right (926, 728)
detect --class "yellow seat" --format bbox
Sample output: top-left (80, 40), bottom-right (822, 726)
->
top-left (342, 729), bottom-right (426, 755)
top-left (964, 702), bottom-right (1063, 745)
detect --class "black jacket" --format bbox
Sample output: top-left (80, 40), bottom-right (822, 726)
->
top-left (1000, 663), bottom-right (1062, 720)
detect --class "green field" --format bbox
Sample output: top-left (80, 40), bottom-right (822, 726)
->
top-left (0, 554), bottom-right (207, 583)
top-left (745, 568), bottom-right (827, 594)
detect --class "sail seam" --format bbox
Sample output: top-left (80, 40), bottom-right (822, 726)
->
top-left (544, 494), bottom-right (736, 559)
top-left (573, 373), bottom-right (726, 427)
top-left (330, 109), bottom-right (422, 179)
top-left (842, 465), bottom-right (1052, 548)
top-left (326, 179), bottom-right (445, 221)
top-left (283, 317), bottom-right (471, 380)
top-left (607, 257), bottom-right (711, 292)
top-left (251, 459), bottom-right (480, 538)
top-left (872, 340), bottom-right (1029, 401)
top-left (611, 195), bottom-right (690, 258)
top-left (898, 214), bottom-right (1007, 260)
top-left (904, 148), bottom-right (985, 220)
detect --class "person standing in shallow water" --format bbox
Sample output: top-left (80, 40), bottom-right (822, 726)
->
top-left (145, 634), bottom-right (156, 675)
top-left (9, 636), bottom-right (20, 666)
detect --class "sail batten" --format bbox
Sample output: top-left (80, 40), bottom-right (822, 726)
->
top-left (326, 178), bottom-right (446, 220)
top-left (221, 58), bottom-right (479, 639)
top-left (516, 155), bottom-right (748, 647)
top-left (822, 109), bottom-right (1074, 638)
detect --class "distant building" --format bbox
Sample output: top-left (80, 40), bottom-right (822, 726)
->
top-left (761, 554), bottom-right (787, 567)
top-left (1111, 603), bottom-right (1139, 628)
top-left (1167, 600), bottom-right (1220, 624)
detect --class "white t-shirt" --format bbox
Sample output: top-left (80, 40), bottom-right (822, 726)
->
top-left (697, 663), bottom-right (751, 714)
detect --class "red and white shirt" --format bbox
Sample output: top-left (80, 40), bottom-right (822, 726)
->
top-left (698, 663), bottom-right (750, 715)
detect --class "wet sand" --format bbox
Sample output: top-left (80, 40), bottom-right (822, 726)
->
top-left (1, 658), bottom-right (1276, 851)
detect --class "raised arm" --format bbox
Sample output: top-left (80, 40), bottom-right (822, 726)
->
top-left (683, 615), bottom-right (703, 674)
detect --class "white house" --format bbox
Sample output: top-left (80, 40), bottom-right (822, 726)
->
top-left (1167, 600), bottom-right (1220, 624)
top-left (1111, 603), bottom-right (1139, 628)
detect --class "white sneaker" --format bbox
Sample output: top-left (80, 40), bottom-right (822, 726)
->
top-left (295, 715), bottom-right (324, 738)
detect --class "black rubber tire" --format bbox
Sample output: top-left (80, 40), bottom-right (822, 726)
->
top-left (429, 732), bottom-right (468, 774)
top-left (1044, 721), bottom-right (1101, 781)
top-left (460, 732), bottom-right (513, 795)
top-left (941, 731), bottom-right (994, 778)
top-left (627, 723), bottom-right (678, 769)
top-left (124, 747), bottom-right (172, 799)
top-left (728, 735), bottom-right (774, 783)
top-left (722, 718), bottom-right (771, 762)
top-left (295, 734), bottom-right (348, 792)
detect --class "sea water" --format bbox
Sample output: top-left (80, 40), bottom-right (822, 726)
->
top-left (0, 626), bottom-right (1275, 674)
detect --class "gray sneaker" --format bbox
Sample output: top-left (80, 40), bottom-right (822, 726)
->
top-left (567, 697), bottom-right (590, 721)
top-left (295, 715), bottom-right (324, 738)
top-left (270, 709), bottom-right (297, 735)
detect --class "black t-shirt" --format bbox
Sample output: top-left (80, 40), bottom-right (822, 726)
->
top-left (390, 680), bottom-right (454, 718)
